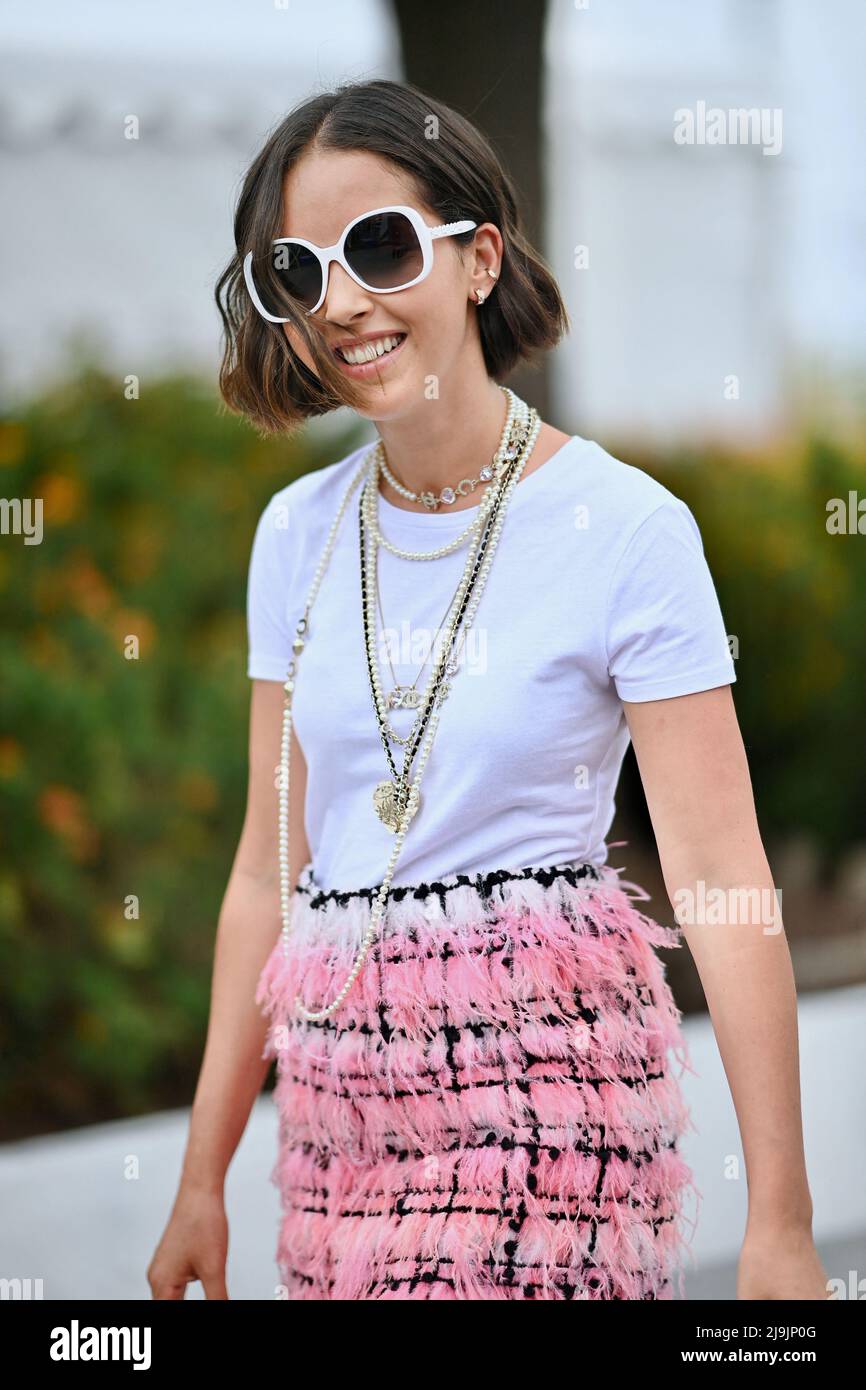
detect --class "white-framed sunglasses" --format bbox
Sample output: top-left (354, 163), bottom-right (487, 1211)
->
top-left (242, 203), bottom-right (477, 321)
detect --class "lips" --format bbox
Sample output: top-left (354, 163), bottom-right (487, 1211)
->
top-left (332, 332), bottom-right (409, 379)
top-left (334, 332), bottom-right (407, 365)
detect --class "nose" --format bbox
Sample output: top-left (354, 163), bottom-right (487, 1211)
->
top-left (317, 258), bottom-right (374, 325)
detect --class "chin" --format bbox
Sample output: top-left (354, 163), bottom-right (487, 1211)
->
top-left (354, 376), bottom-right (424, 423)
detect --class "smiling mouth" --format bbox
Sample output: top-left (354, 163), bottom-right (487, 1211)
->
top-left (334, 333), bottom-right (407, 365)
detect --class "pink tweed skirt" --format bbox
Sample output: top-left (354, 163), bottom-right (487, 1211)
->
top-left (255, 858), bottom-right (700, 1301)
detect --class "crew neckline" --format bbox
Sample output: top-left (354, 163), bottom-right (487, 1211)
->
top-left (373, 434), bottom-right (586, 529)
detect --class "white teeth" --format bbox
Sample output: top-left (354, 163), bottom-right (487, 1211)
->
top-left (338, 334), bottom-right (404, 365)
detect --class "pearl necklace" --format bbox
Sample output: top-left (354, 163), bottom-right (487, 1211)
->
top-left (362, 397), bottom-right (532, 759)
top-left (362, 404), bottom-right (535, 836)
top-left (379, 383), bottom-right (511, 511)
top-left (278, 406), bottom-right (542, 1022)
top-left (367, 387), bottom-right (532, 561)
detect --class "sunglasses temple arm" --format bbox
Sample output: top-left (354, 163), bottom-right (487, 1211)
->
top-left (430, 220), bottom-right (477, 240)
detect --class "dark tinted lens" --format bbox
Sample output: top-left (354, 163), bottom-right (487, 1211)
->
top-left (258, 242), bottom-right (322, 314)
top-left (344, 212), bottom-right (423, 290)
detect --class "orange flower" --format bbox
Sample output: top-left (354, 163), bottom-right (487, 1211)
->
top-left (109, 609), bottom-right (157, 659)
top-left (33, 471), bottom-right (83, 525)
top-left (65, 554), bottom-right (113, 617)
top-left (38, 784), bottom-right (100, 861)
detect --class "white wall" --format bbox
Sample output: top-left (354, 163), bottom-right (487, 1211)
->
top-left (545, 0), bottom-right (866, 443)
top-left (1, 0), bottom-right (864, 443)
top-left (0, 0), bottom-right (400, 404)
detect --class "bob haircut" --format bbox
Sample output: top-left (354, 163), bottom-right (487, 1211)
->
top-left (215, 78), bottom-right (569, 437)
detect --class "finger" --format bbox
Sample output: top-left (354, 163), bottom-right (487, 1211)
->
top-left (200, 1270), bottom-right (229, 1300)
top-left (150, 1277), bottom-right (191, 1301)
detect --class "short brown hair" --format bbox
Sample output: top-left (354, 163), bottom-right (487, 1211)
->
top-left (215, 78), bottom-right (569, 437)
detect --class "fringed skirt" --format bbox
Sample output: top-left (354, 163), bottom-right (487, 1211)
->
top-left (255, 858), bottom-right (699, 1301)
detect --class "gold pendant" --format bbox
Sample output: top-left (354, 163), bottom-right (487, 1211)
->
top-left (373, 779), bottom-right (420, 832)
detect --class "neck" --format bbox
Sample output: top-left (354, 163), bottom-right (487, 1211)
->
top-left (374, 375), bottom-right (508, 512)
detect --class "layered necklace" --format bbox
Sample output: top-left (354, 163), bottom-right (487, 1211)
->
top-left (361, 390), bottom-right (534, 830)
top-left (278, 386), bottom-right (541, 1021)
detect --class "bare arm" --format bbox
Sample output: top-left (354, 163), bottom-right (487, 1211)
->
top-left (148, 680), bottom-right (309, 1297)
top-left (182, 679), bottom-right (309, 1191)
top-left (623, 684), bottom-right (828, 1299)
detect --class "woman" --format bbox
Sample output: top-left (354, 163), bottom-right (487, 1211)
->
top-left (148, 79), bottom-right (828, 1301)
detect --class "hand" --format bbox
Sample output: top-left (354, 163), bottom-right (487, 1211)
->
top-left (737, 1221), bottom-right (830, 1300)
top-left (147, 1184), bottom-right (229, 1300)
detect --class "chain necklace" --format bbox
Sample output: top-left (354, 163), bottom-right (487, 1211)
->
top-left (278, 402), bottom-right (542, 1022)
top-left (379, 383), bottom-right (511, 511)
top-left (368, 387), bottom-right (532, 561)
top-left (375, 578), bottom-right (454, 733)
top-left (372, 396), bottom-right (532, 737)
top-left (361, 399), bottom-right (533, 824)
top-left (363, 433), bottom-right (521, 833)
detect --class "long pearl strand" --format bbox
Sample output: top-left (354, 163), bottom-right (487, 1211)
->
top-left (278, 457), bottom-right (370, 956)
top-left (278, 408), bottom-right (542, 1022)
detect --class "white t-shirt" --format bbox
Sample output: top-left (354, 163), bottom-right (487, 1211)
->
top-left (246, 434), bottom-right (736, 892)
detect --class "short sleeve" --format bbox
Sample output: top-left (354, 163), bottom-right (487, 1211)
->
top-left (605, 497), bottom-right (736, 701)
top-left (246, 493), bottom-right (297, 682)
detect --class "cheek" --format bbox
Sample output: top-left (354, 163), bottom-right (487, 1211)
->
top-left (282, 324), bottom-right (316, 375)
top-left (402, 277), bottom-right (468, 352)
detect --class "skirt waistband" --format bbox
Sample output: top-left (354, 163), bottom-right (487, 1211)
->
top-left (295, 858), bottom-right (608, 911)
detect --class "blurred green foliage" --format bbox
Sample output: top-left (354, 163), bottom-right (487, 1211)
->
top-left (0, 364), bottom-right (863, 1136)
top-left (625, 436), bottom-right (866, 862)
top-left (0, 364), bottom-right (359, 1138)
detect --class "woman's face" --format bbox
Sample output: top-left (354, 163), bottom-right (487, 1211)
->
top-left (278, 148), bottom-right (497, 422)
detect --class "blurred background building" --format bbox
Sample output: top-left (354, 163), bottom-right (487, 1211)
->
top-left (1, 0), bottom-right (864, 441)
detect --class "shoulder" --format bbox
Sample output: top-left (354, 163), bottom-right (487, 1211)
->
top-left (560, 434), bottom-right (704, 560)
top-left (568, 435), bottom-right (691, 523)
top-left (567, 440), bottom-right (736, 695)
top-left (249, 437), bottom-right (373, 573)
top-left (247, 437), bottom-right (374, 594)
